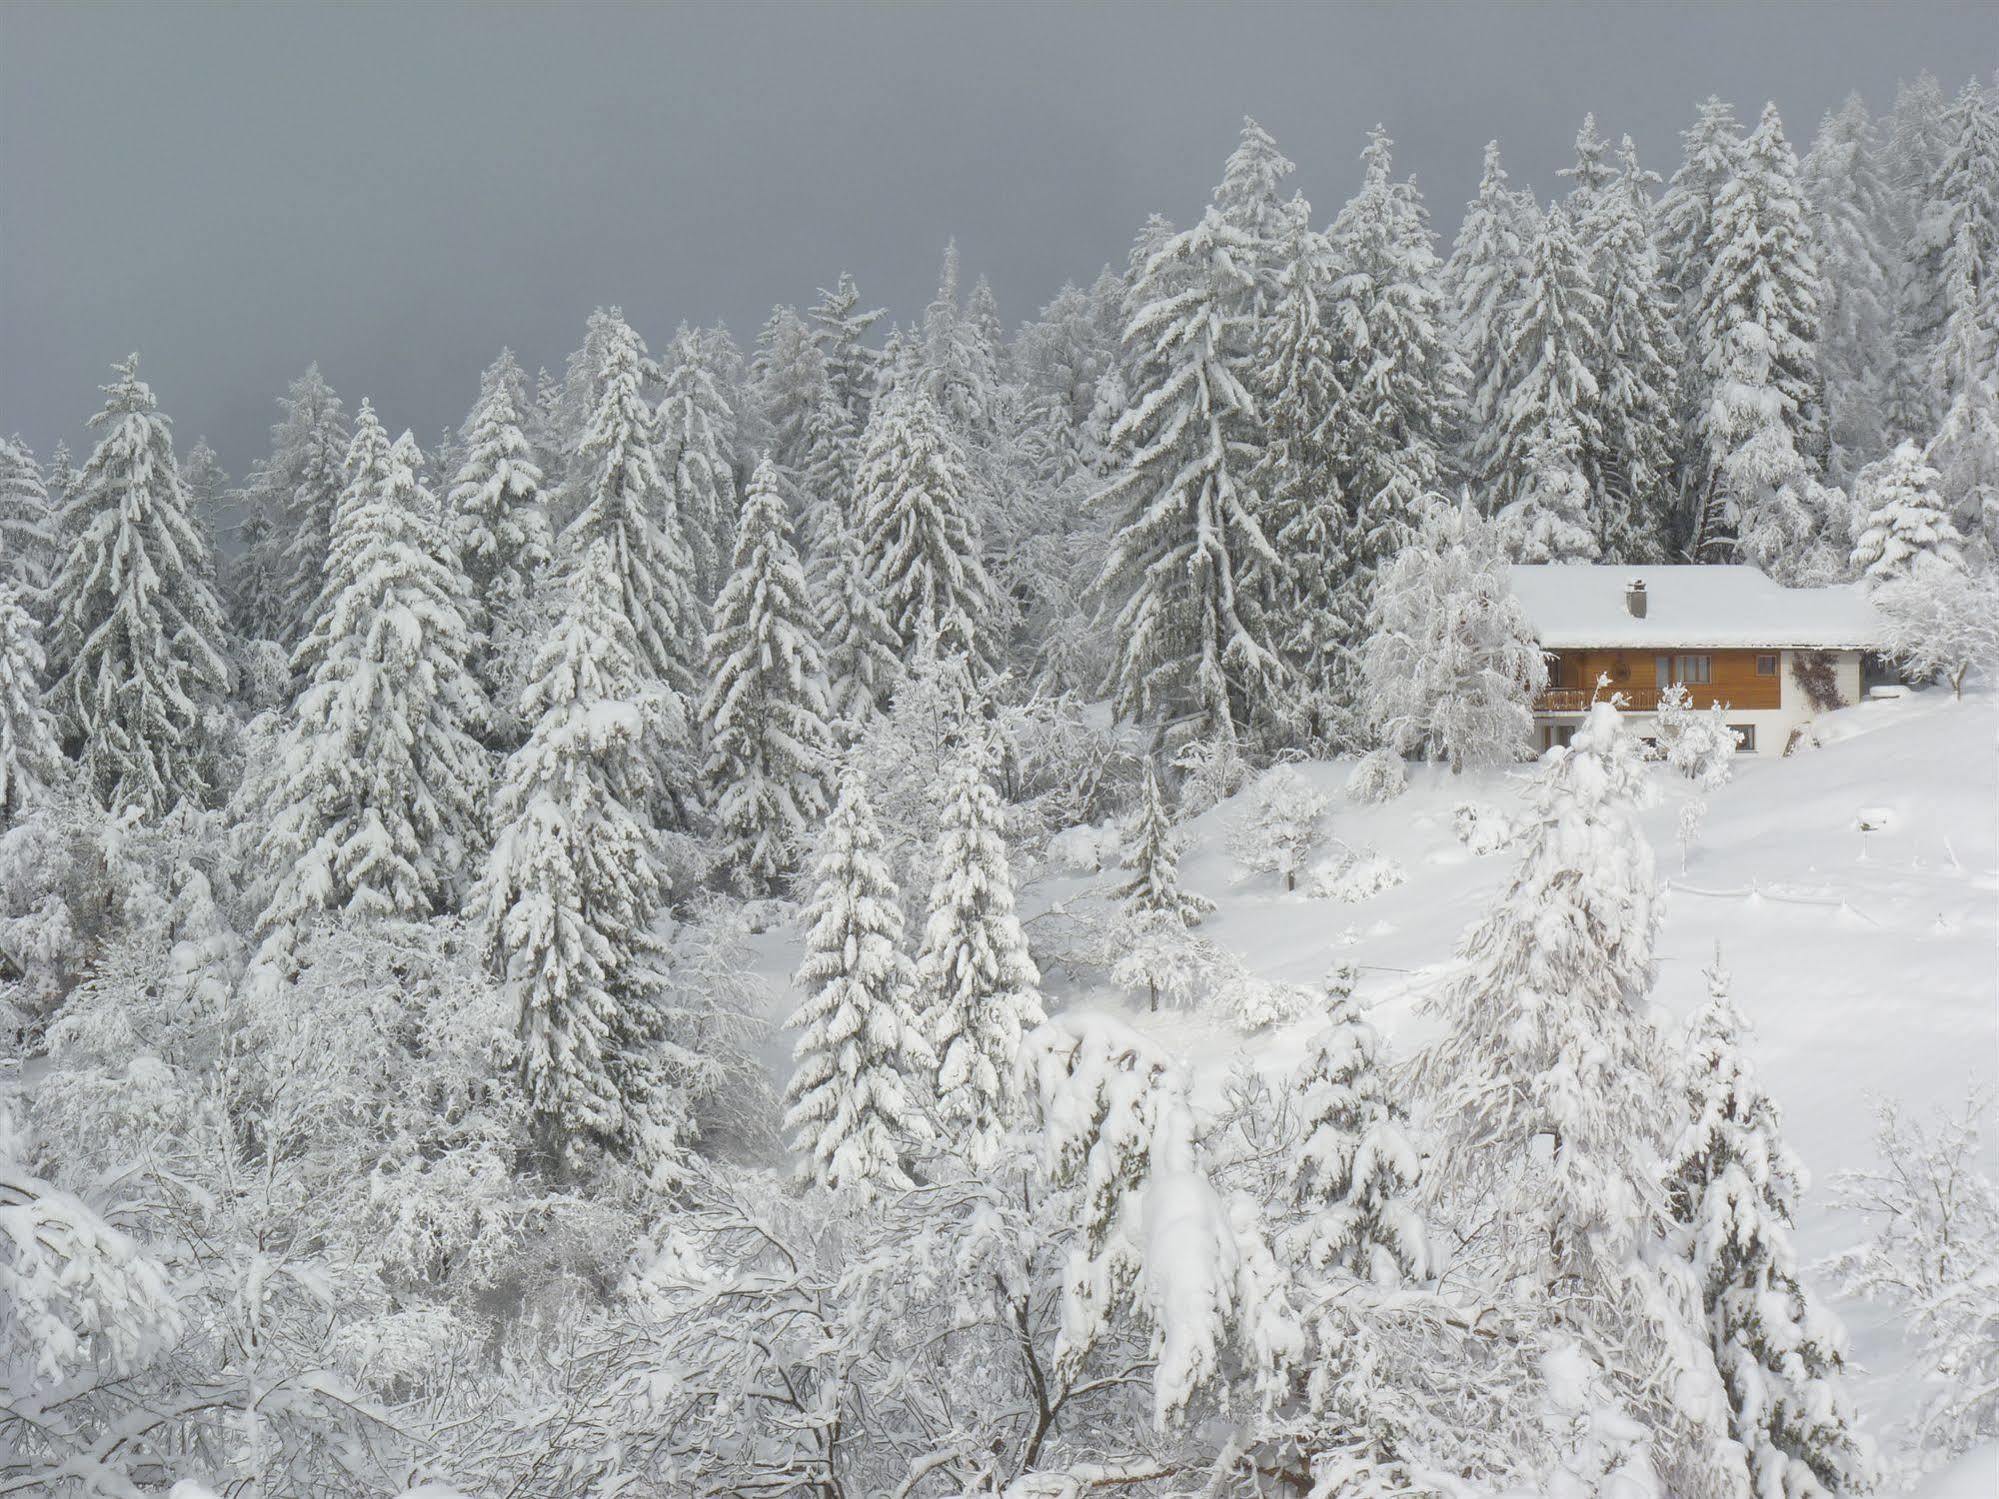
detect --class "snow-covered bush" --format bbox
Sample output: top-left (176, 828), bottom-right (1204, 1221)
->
top-left (1306, 849), bottom-right (1407, 903)
top-left (1213, 957), bottom-right (1315, 1032)
top-left (1170, 728), bottom-right (1251, 817)
top-left (1875, 567), bottom-right (1999, 699)
top-left (1452, 799), bottom-right (1517, 854)
top-left (1228, 764), bottom-right (1330, 890)
top-left (234, 636), bottom-right (292, 711)
top-left (1345, 745), bottom-right (1408, 804)
top-left (1046, 819), bottom-right (1123, 874)
top-left (1109, 906), bottom-right (1213, 1013)
top-left (1654, 682), bottom-right (1738, 789)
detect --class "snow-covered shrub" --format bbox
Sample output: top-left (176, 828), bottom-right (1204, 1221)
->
top-left (235, 636), bottom-right (292, 711)
top-left (1345, 745), bottom-right (1408, 804)
top-left (1654, 682), bottom-right (1738, 789)
top-left (1110, 906), bottom-right (1213, 1013)
top-left (1452, 799), bottom-right (1517, 854)
top-left (1214, 959), bottom-right (1315, 1032)
top-left (1047, 819), bottom-right (1123, 874)
top-left (1170, 728), bottom-right (1251, 817)
top-left (1007, 692), bottom-right (1146, 839)
top-left (1876, 567), bottom-right (1999, 699)
top-left (1307, 849), bottom-right (1407, 903)
top-left (1228, 764), bottom-right (1329, 890)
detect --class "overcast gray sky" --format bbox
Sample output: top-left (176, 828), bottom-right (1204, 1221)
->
top-left (3, 2), bottom-right (1992, 480)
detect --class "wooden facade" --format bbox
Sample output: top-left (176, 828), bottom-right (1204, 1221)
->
top-left (1536, 647), bottom-right (1783, 714)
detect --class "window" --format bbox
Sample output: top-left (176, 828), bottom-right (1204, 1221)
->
top-left (1677, 654), bottom-right (1712, 685)
top-left (1730, 724), bottom-right (1756, 753)
top-left (1756, 653), bottom-right (1779, 676)
top-left (1545, 724), bottom-right (1575, 751)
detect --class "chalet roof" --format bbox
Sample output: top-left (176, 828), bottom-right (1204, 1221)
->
top-left (1505, 564), bottom-right (1887, 650)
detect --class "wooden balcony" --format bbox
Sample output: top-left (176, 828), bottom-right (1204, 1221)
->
top-left (1534, 687), bottom-right (1663, 714)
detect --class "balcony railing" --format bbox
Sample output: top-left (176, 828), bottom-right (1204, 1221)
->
top-left (1534, 687), bottom-right (1663, 714)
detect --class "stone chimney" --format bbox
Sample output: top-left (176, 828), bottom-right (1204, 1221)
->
top-left (1625, 578), bottom-right (1648, 619)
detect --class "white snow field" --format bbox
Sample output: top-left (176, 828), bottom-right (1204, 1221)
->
top-left (751, 683), bottom-right (1996, 1491)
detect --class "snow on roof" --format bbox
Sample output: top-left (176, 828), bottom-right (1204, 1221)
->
top-left (1505, 564), bottom-right (1887, 650)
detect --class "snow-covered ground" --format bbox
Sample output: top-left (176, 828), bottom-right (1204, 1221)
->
top-left (748, 685), bottom-right (1998, 1490)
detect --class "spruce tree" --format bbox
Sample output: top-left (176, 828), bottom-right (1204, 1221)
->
top-left (916, 241), bottom-right (992, 446)
top-left (1882, 72), bottom-right (1955, 442)
top-left (568, 311), bottom-right (705, 704)
top-left (1499, 416), bottom-right (1600, 564)
top-left (1850, 440), bottom-right (1964, 586)
top-left (479, 536), bottom-right (688, 1165)
top-left (0, 583), bottom-right (63, 824)
top-left (176, 437), bottom-right (229, 593)
top-left (853, 386), bottom-right (999, 670)
top-left (236, 364), bottom-right (351, 646)
top-left (1585, 138), bottom-right (1683, 560)
top-left (257, 433), bottom-right (490, 967)
top-left (753, 303), bottom-right (832, 488)
top-left (49, 355), bottom-right (230, 817)
top-left (1114, 759), bottom-right (1213, 929)
top-left (816, 494), bottom-right (900, 726)
top-left (1926, 231), bottom-right (1999, 555)
top-left (1912, 78), bottom-right (1999, 425)
top-left (658, 324), bottom-right (741, 600)
top-left (1558, 112), bottom-right (1617, 216)
top-left (1449, 141), bottom-right (1537, 495)
top-left (699, 459), bottom-right (833, 894)
top-left (808, 272), bottom-right (885, 437)
top-left (449, 349), bottom-right (552, 622)
top-left (1093, 207), bottom-right (1282, 743)
top-left (1210, 115), bottom-right (1299, 363)
top-left (1666, 956), bottom-right (1876, 1496)
top-left (915, 748), bottom-right (1045, 1166)
top-left (291, 398), bottom-right (392, 686)
top-left (0, 436), bottom-right (59, 622)
top-left (783, 775), bottom-right (936, 1199)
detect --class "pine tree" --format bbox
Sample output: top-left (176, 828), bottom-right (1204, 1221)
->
top-left (1882, 72), bottom-right (1955, 442)
top-left (0, 436), bottom-right (59, 622)
top-left (478, 536), bottom-right (687, 1164)
top-left (1911, 77), bottom-right (1999, 426)
top-left (291, 399), bottom-right (393, 686)
top-left (450, 349), bottom-right (552, 619)
top-left (809, 273), bottom-right (885, 436)
top-left (1666, 956), bottom-right (1876, 1496)
top-left (916, 241), bottom-right (992, 446)
top-left (853, 387), bottom-right (999, 670)
top-left (754, 303), bottom-right (833, 490)
top-left (176, 437), bottom-right (229, 593)
top-left (783, 775), bottom-right (936, 1199)
top-left (1486, 202), bottom-right (1605, 528)
top-left (257, 433), bottom-right (490, 964)
top-left (1449, 141), bottom-right (1537, 496)
top-left (0, 583), bottom-right (63, 824)
top-left (1581, 138), bottom-right (1683, 561)
top-left (1692, 103), bottom-right (1826, 561)
top-left (1326, 128), bottom-right (1463, 602)
top-left (1499, 416), bottom-right (1600, 563)
top-left (1289, 974), bottom-right (1427, 1286)
top-left (915, 748), bottom-right (1045, 1166)
top-left (1850, 440), bottom-right (1964, 586)
top-left (568, 311), bottom-right (705, 706)
top-left (1114, 759), bottom-right (1213, 928)
top-left (235, 364), bottom-right (351, 646)
top-left (1418, 702), bottom-right (1743, 1494)
top-left (1211, 115), bottom-right (1299, 347)
top-left (1093, 207), bottom-right (1282, 744)
top-left (699, 459), bottom-right (833, 894)
top-left (48, 355), bottom-right (230, 817)
top-left (815, 495), bottom-right (900, 726)
top-left (1926, 231), bottom-right (1999, 556)
top-left (1803, 95), bottom-right (1899, 483)
top-left (1559, 112), bottom-right (1617, 216)
top-left (658, 324), bottom-right (742, 600)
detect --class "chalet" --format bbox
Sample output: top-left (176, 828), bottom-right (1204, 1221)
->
top-left (1506, 564), bottom-right (1888, 756)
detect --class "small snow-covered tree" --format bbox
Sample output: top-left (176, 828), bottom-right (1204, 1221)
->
top-left (449, 350), bottom-right (552, 626)
top-left (1228, 764), bottom-right (1329, 892)
top-left (1288, 973), bottom-right (1427, 1286)
top-left (814, 495), bottom-right (900, 724)
top-left (256, 434), bottom-right (490, 972)
top-left (752, 303), bottom-right (831, 486)
top-left (782, 776), bottom-right (935, 1198)
top-left (48, 355), bottom-right (230, 817)
top-left (658, 323), bottom-right (741, 599)
top-left (1875, 567), bottom-right (1999, 699)
top-left (234, 363), bottom-right (351, 645)
top-left (1666, 955), bottom-right (1876, 1496)
top-left (1115, 759), bottom-right (1212, 927)
top-left (853, 386), bottom-right (999, 669)
top-left (0, 585), bottom-right (63, 824)
top-left (477, 537), bottom-right (692, 1167)
top-left (1850, 440), bottom-right (1964, 586)
top-left (1655, 681), bottom-right (1738, 869)
top-left (0, 436), bottom-right (59, 621)
top-left (1361, 497), bottom-right (1547, 774)
top-left (915, 748), bottom-right (1046, 1165)
top-left (698, 459), bottom-right (833, 894)
top-left (1093, 206), bottom-right (1283, 743)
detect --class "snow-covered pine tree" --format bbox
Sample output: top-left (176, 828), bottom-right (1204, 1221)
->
top-left (1558, 112), bottom-right (1617, 217)
top-left (1849, 439), bottom-right (1964, 586)
top-left (568, 311), bottom-right (705, 711)
top-left (1803, 95), bottom-right (1899, 484)
top-left (256, 433), bottom-right (490, 969)
top-left (1449, 141), bottom-right (1537, 498)
top-left (0, 436), bottom-right (59, 623)
top-left (48, 355), bottom-right (230, 817)
top-left (916, 241), bottom-right (993, 447)
top-left (551, 306), bottom-right (625, 498)
top-left (1499, 415), bottom-right (1600, 563)
top-left (1361, 496), bottom-right (1546, 773)
top-left (1289, 973), bottom-right (1427, 1285)
top-left (478, 535), bottom-right (688, 1166)
top-left (1910, 77), bottom-right (1999, 428)
top-left (291, 398), bottom-right (393, 686)
top-left (243, 364), bottom-right (351, 645)
top-left (1926, 230), bottom-right (1999, 558)
top-left (699, 459), bottom-right (833, 895)
top-left (1093, 206), bottom-right (1283, 745)
top-left (1254, 203), bottom-right (1362, 747)
top-left (0, 583), bottom-right (63, 824)
top-left (1114, 758), bottom-right (1212, 927)
top-left (853, 386), bottom-right (999, 671)
top-left (175, 437), bottom-right (228, 593)
top-left (809, 273), bottom-right (885, 435)
top-left (1417, 702), bottom-right (1743, 1495)
top-left (1692, 103), bottom-right (1827, 563)
top-left (815, 492), bottom-right (900, 726)
top-left (1326, 127), bottom-right (1464, 603)
top-left (1486, 201), bottom-right (1605, 531)
top-left (783, 774), bottom-right (935, 1198)
top-left (754, 303), bottom-right (834, 494)
top-left (1210, 115), bottom-right (1299, 363)
top-left (1882, 72), bottom-right (1955, 443)
top-left (659, 324), bottom-right (742, 600)
top-left (1585, 138), bottom-right (1683, 561)
top-left (1667, 955), bottom-right (1876, 1496)
top-left (915, 747), bottom-right (1046, 1166)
